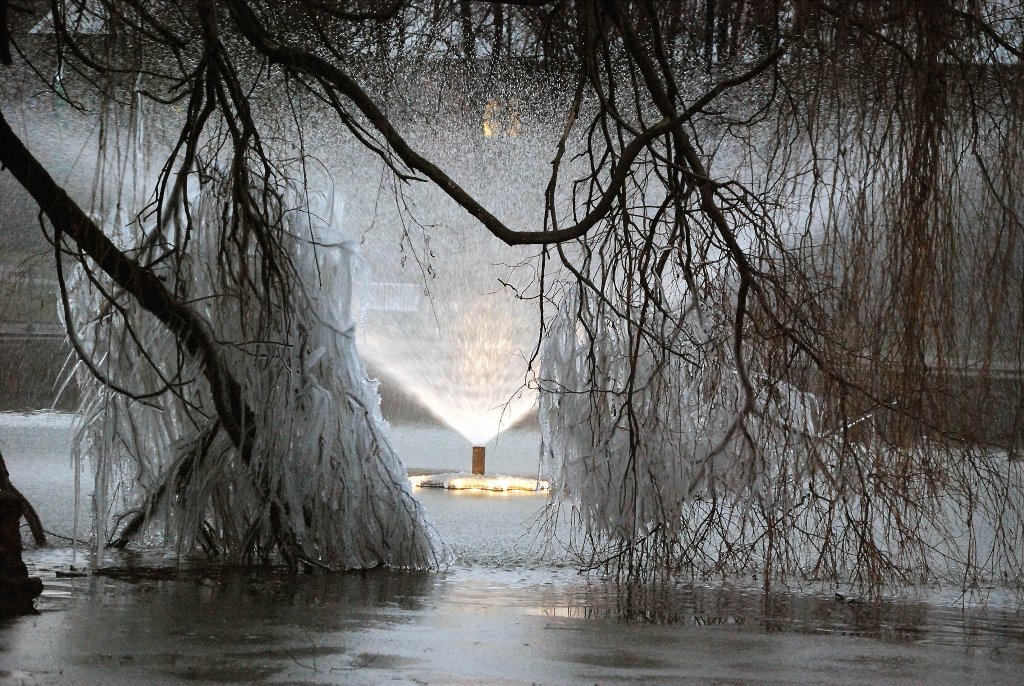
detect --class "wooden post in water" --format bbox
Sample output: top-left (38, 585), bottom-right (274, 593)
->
top-left (472, 446), bottom-right (485, 475)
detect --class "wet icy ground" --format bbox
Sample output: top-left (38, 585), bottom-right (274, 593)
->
top-left (1, 412), bottom-right (1023, 684)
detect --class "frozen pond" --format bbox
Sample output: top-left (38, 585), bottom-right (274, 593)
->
top-left (1, 412), bottom-right (1023, 683)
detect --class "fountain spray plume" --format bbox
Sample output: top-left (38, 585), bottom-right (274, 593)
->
top-left (342, 74), bottom-right (555, 449)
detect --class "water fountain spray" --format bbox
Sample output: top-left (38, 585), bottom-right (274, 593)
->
top-left (347, 100), bottom-right (542, 475)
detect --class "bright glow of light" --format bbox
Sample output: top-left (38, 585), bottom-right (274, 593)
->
top-left (360, 283), bottom-right (537, 446)
top-left (410, 472), bottom-right (548, 492)
top-left (482, 98), bottom-right (522, 138)
top-left (354, 139), bottom-right (540, 445)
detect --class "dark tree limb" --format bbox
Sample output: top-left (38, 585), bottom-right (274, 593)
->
top-left (224, 0), bottom-right (776, 246)
top-left (0, 448), bottom-right (45, 547)
top-left (0, 0), bottom-right (12, 66)
top-left (0, 109), bottom-right (255, 462)
top-left (0, 109), bottom-right (310, 560)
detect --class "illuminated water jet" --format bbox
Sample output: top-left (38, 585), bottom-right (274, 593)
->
top-left (355, 229), bottom-right (538, 447)
top-left (331, 93), bottom-right (551, 449)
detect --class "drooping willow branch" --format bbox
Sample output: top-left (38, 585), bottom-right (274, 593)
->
top-left (0, 109), bottom-right (310, 560)
top-left (0, 110), bottom-right (254, 458)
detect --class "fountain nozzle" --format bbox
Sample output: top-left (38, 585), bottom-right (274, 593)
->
top-left (472, 446), bottom-right (485, 475)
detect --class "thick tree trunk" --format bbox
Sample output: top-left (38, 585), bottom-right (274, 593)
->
top-left (0, 450), bottom-right (43, 615)
top-left (0, 449), bottom-right (44, 547)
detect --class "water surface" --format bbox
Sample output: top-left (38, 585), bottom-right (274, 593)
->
top-left (1, 412), bottom-right (1022, 684)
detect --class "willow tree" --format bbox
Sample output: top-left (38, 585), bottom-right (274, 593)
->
top-left (526, 1), bottom-right (1024, 591)
top-left (0, 1), bottom-right (1021, 589)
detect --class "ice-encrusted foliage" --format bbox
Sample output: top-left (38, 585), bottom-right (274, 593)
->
top-left (65, 179), bottom-right (442, 569)
top-left (541, 296), bottom-right (815, 513)
top-left (538, 288), bottom-right (817, 577)
top-left (539, 289), bottom-right (1024, 590)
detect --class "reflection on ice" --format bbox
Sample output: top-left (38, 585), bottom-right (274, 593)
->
top-left (11, 556), bottom-right (1021, 684)
top-left (4, 411), bottom-right (1024, 685)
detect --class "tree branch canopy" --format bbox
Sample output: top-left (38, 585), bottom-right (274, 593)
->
top-left (0, 110), bottom-right (256, 461)
top-left (0, 0), bottom-right (1021, 587)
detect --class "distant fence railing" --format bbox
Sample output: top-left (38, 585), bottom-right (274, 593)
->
top-left (0, 322), bottom-right (65, 340)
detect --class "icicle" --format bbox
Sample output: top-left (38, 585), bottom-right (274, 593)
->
top-left (537, 288), bottom-right (821, 578)
top-left (67, 172), bottom-right (444, 570)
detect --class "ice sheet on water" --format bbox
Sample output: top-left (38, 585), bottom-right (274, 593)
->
top-left (0, 411), bottom-right (75, 429)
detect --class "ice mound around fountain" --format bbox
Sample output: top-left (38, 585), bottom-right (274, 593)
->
top-left (408, 443), bottom-right (548, 492)
top-left (409, 472), bottom-right (548, 493)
